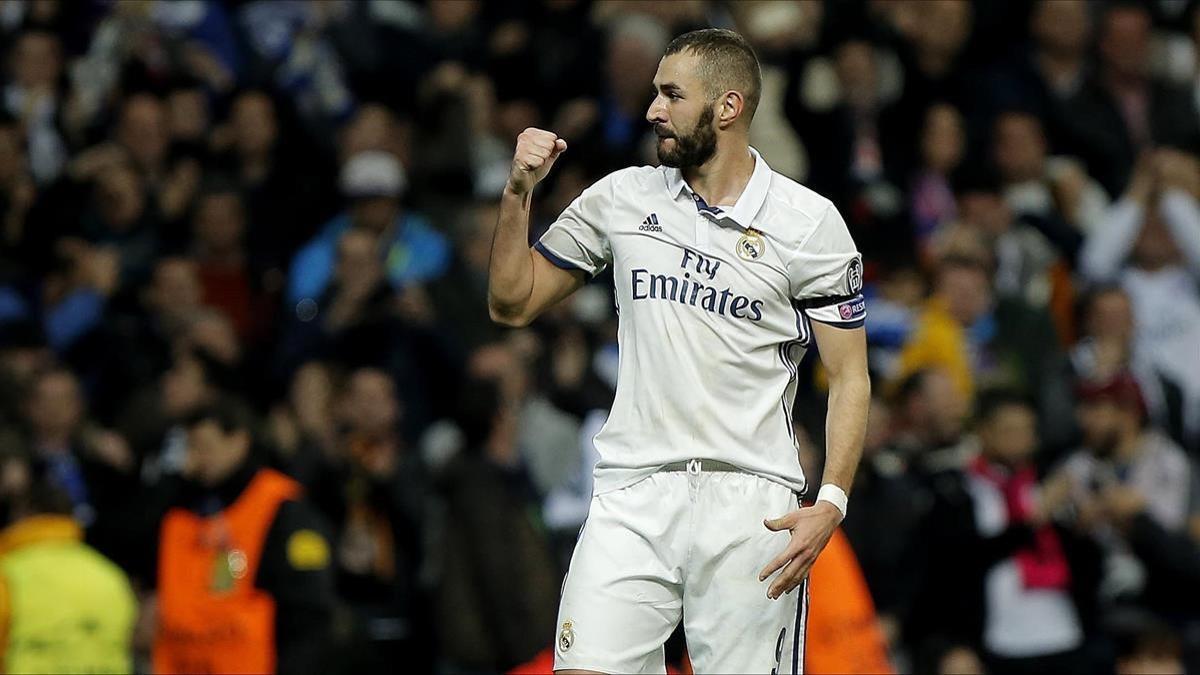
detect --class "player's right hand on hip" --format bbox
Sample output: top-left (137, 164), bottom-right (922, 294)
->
top-left (507, 128), bottom-right (567, 196)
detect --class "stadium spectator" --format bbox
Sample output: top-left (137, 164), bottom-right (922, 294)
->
top-left (1068, 285), bottom-right (1191, 448)
top-left (152, 401), bottom-right (335, 675)
top-left (217, 90), bottom-right (338, 273)
top-left (992, 111), bottom-right (1104, 282)
top-left (287, 150), bottom-right (450, 305)
top-left (908, 391), bottom-right (1102, 675)
top-left (1079, 150), bottom-right (1200, 452)
top-left (0, 457), bottom-right (137, 674)
top-left (910, 103), bottom-right (966, 262)
top-left (189, 184), bottom-right (272, 344)
top-left (841, 394), bottom-right (923, 645)
top-left (887, 368), bottom-right (972, 475)
top-left (21, 368), bottom-right (135, 532)
top-left (894, 254), bottom-right (1074, 447)
top-left (435, 375), bottom-right (559, 672)
top-left (1062, 3), bottom-right (1200, 195)
top-left (304, 368), bottom-right (428, 670)
top-left (1058, 372), bottom-right (1199, 541)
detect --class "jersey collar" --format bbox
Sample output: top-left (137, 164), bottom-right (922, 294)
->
top-left (664, 146), bottom-right (772, 231)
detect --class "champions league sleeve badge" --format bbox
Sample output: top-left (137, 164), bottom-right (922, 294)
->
top-left (736, 228), bottom-right (766, 261)
top-left (847, 256), bottom-right (863, 294)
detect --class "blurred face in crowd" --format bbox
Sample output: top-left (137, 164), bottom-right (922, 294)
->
top-left (95, 164), bottom-right (146, 231)
top-left (834, 40), bottom-right (877, 109)
top-left (351, 196), bottom-right (400, 234)
top-left (0, 125), bottom-right (25, 183)
top-left (979, 402), bottom-right (1037, 466)
top-left (913, 369), bottom-right (968, 444)
top-left (993, 112), bottom-right (1047, 182)
top-left (147, 258), bottom-right (202, 322)
top-left (1133, 211), bottom-right (1181, 271)
top-left (647, 52), bottom-right (719, 169)
top-left (26, 370), bottom-right (84, 441)
top-left (167, 87), bottom-right (209, 143)
top-left (342, 369), bottom-right (400, 439)
top-left (1077, 398), bottom-right (1134, 456)
top-left (184, 419), bottom-right (249, 486)
top-left (1100, 7), bottom-right (1151, 79)
top-left (959, 189), bottom-right (1013, 237)
top-left (915, 0), bottom-right (972, 62)
top-left (340, 104), bottom-right (404, 162)
top-left (610, 22), bottom-right (665, 113)
top-left (118, 94), bottom-right (168, 172)
top-left (334, 229), bottom-right (384, 290)
top-left (11, 30), bottom-right (61, 90)
top-left (1032, 0), bottom-right (1090, 57)
top-left (469, 342), bottom-right (531, 409)
top-left (162, 353), bottom-right (210, 419)
top-left (1085, 288), bottom-right (1134, 342)
top-left (231, 92), bottom-right (278, 160)
top-left (936, 261), bottom-right (993, 325)
top-left (920, 104), bottom-right (964, 174)
top-left (428, 0), bottom-right (479, 34)
top-left (193, 191), bottom-right (246, 256)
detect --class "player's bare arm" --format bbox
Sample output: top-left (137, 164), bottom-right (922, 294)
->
top-left (488, 127), bottom-right (584, 327)
top-left (759, 322), bottom-right (870, 600)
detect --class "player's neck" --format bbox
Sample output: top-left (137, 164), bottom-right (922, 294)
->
top-left (682, 141), bottom-right (755, 208)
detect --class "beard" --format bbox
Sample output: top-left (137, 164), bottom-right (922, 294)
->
top-left (656, 105), bottom-right (717, 169)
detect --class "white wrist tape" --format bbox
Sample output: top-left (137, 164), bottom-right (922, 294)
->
top-left (816, 484), bottom-right (848, 521)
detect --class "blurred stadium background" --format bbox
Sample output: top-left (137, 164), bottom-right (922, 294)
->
top-left (0, 0), bottom-right (1198, 673)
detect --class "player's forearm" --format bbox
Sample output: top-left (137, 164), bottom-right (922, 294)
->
top-left (820, 366), bottom-right (870, 494)
top-left (488, 186), bottom-right (537, 326)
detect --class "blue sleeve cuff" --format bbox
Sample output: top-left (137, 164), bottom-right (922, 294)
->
top-left (534, 242), bottom-right (589, 275)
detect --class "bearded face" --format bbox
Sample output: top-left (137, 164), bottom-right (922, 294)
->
top-left (655, 103), bottom-right (718, 169)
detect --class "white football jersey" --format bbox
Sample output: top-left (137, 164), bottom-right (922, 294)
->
top-left (536, 148), bottom-right (865, 495)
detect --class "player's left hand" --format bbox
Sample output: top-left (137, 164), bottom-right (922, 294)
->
top-left (758, 502), bottom-right (841, 600)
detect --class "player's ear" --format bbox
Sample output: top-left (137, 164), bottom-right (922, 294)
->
top-left (717, 90), bottom-right (744, 128)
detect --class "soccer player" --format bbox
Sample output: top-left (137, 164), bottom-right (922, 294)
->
top-left (488, 29), bottom-right (870, 674)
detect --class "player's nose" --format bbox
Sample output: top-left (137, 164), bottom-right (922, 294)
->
top-left (646, 97), bottom-right (667, 125)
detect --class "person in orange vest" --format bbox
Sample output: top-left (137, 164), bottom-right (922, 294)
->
top-left (805, 527), bottom-right (895, 675)
top-left (152, 401), bottom-right (335, 675)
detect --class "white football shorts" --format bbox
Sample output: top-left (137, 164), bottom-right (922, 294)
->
top-left (553, 464), bottom-right (808, 674)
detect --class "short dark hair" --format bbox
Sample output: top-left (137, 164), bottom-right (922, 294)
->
top-left (937, 254), bottom-right (994, 282)
top-left (663, 29), bottom-right (762, 121)
top-left (455, 377), bottom-right (502, 451)
top-left (183, 399), bottom-right (253, 435)
top-left (975, 388), bottom-right (1033, 424)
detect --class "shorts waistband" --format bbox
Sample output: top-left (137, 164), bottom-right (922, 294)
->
top-left (657, 459), bottom-right (747, 474)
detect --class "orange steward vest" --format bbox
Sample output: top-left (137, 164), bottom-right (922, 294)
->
top-left (154, 468), bottom-right (301, 674)
top-left (805, 528), bottom-right (895, 674)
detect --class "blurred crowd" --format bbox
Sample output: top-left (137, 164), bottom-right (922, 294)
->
top-left (0, 0), bottom-right (1199, 673)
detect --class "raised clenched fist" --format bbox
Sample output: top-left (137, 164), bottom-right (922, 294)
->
top-left (508, 127), bottom-right (567, 196)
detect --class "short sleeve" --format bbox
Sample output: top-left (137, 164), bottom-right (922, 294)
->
top-left (535, 172), bottom-right (615, 277)
top-left (789, 203), bottom-right (866, 325)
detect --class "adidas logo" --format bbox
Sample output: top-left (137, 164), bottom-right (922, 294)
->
top-left (638, 213), bottom-right (662, 232)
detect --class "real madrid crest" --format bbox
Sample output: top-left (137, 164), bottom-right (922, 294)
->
top-left (558, 620), bottom-right (575, 652)
top-left (737, 228), bottom-right (765, 261)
